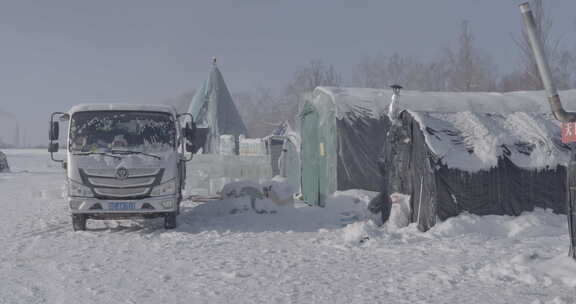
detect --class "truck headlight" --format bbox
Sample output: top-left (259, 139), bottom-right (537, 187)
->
top-left (68, 179), bottom-right (94, 198)
top-left (151, 180), bottom-right (177, 197)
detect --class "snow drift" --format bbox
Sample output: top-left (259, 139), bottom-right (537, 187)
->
top-left (2, 150), bottom-right (576, 303)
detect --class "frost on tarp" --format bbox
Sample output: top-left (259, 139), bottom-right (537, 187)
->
top-left (318, 87), bottom-right (576, 119)
top-left (0, 150), bottom-right (9, 173)
top-left (410, 111), bottom-right (569, 171)
top-left (188, 65), bottom-right (248, 153)
top-left (378, 110), bottom-right (570, 231)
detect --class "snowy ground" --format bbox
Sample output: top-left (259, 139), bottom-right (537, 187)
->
top-left (1, 149), bottom-right (576, 304)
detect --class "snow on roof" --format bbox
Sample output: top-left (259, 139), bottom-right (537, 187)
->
top-left (314, 87), bottom-right (576, 119)
top-left (408, 110), bottom-right (570, 172)
top-left (68, 104), bottom-right (177, 115)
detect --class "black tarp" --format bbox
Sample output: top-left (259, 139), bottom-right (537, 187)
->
top-left (375, 110), bottom-right (569, 231)
top-left (336, 112), bottom-right (389, 192)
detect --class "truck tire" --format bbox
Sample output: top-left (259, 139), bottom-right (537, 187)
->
top-left (164, 212), bottom-right (177, 229)
top-left (72, 214), bottom-right (87, 231)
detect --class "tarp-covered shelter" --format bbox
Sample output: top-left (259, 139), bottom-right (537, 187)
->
top-left (379, 110), bottom-right (571, 231)
top-left (301, 87), bottom-right (576, 206)
top-left (300, 88), bottom-right (388, 206)
top-left (188, 62), bottom-right (248, 153)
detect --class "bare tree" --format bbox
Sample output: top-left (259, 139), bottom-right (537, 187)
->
top-left (286, 60), bottom-right (341, 96)
top-left (162, 90), bottom-right (195, 113)
top-left (501, 0), bottom-right (575, 91)
top-left (352, 21), bottom-right (495, 92)
top-left (234, 87), bottom-right (296, 137)
top-left (285, 60), bottom-right (341, 121)
top-left (353, 53), bottom-right (452, 91)
top-left (443, 20), bottom-right (497, 92)
top-left (410, 61), bottom-right (450, 91)
top-left (352, 53), bottom-right (416, 89)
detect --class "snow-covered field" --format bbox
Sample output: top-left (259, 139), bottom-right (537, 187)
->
top-left (1, 149), bottom-right (576, 304)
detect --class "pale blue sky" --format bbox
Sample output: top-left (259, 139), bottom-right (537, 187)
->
top-left (1, 0), bottom-right (575, 144)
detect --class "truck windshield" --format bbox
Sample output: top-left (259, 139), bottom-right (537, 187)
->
top-left (69, 111), bottom-right (177, 153)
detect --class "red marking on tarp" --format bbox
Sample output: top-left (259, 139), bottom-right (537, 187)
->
top-left (562, 122), bottom-right (576, 143)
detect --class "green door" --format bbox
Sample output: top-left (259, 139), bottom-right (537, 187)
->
top-left (301, 103), bottom-right (320, 206)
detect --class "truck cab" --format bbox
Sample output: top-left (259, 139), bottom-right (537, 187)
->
top-left (49, 104), bottom-right (198, 231)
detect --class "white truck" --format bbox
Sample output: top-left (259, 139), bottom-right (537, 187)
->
top-left (49, 104), bottom-right (202, 231)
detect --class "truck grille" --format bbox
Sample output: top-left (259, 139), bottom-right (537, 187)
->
top-left (88, 176), bottom-right (156, 188)
top-left (80, 168), bottom-right (164, 199)
top-left (94, 187), bottom-right (150, 198)
top-left (84, 168), bottom-right (160, 178)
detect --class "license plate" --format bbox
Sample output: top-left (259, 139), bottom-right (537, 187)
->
top-left (108, 202), bottom-right (136, 210)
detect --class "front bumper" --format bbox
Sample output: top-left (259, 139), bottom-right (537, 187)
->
top-left (68, 196), bottom-right (178, 216)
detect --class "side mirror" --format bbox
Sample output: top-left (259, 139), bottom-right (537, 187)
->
top-left (183, 122), bottom-right (196, 142)
top-left (49, 121), bottom-right (59, 141)
top-left (183, 122), bottom-right (197, 153)
top-left (48, 142), bottom-right (59, 153)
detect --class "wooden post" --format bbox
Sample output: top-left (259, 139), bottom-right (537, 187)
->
top-left (568, 147), bottom-right (576, 259)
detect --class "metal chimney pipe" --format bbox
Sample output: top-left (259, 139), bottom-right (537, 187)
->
top-left (519, 2), bottom-right (576, 122)
top-left (388, 84), bottom-right (403, 124)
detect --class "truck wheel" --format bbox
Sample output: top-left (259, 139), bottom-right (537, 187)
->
top-left (72, 214), bottom-right (87, 231)
top-left (164, 212), bottom-right (177, 229)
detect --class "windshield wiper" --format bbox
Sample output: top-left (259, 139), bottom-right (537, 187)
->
top-left (109, 149), bottom-right (161, 160)
top-left (72, 151), bottom-right (122, 160)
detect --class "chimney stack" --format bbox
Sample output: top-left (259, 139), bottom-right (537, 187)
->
top-left (388, 84), bottom-right (403, 124)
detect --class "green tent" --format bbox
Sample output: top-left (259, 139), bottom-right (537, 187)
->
top-left (188, 62), bottom-right (248, 153)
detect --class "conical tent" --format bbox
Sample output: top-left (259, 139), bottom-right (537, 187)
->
top-left (189, 63), bottom-right (248, 153)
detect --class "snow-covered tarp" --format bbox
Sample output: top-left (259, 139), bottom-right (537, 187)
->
top-left (316, 87), bottom-right (576, 119)
top-left (410, 111), bottom-right (570, 172)
top-left (302, 87), bottom-right (576, 207)
top-left (376, 110), bottom-right (569, 232)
